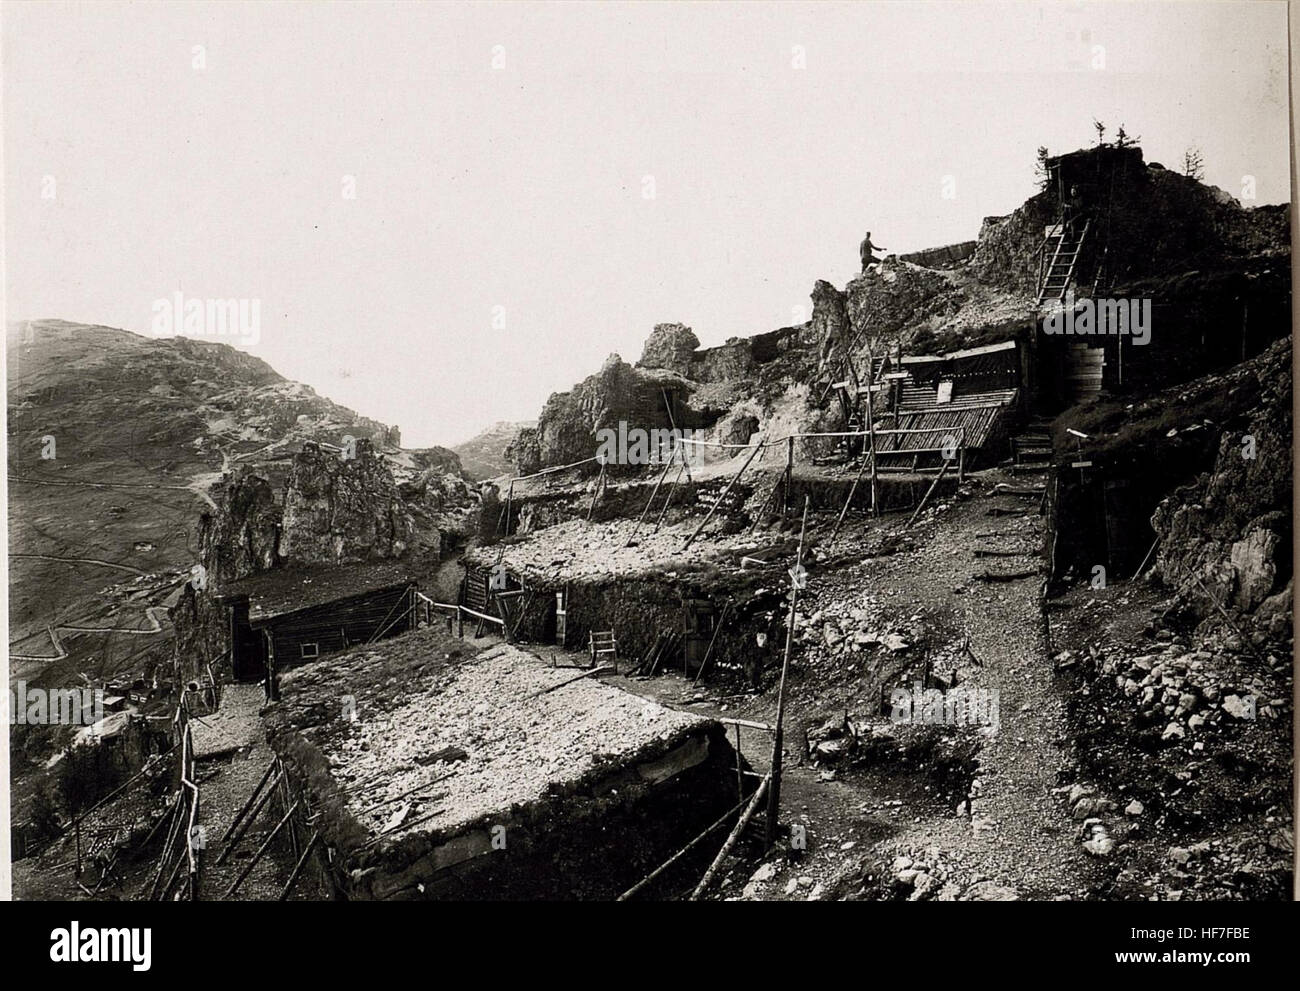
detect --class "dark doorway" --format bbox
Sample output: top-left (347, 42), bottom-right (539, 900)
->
top-left (230, 600), bottom-right (267, 682)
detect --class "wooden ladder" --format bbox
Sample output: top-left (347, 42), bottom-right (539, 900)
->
top-left (1037, 218), bottom-right (1090, 305)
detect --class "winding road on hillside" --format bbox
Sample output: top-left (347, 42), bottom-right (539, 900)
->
top-left (9, 605), bottom-right (173, 662)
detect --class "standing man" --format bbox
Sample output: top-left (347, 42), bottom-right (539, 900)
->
top-left (746, 631), bottom-right (772, 689)
top-left (860, 231), bottom-right (887, 271)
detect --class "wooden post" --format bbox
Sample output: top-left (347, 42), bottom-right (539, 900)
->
top-left (505, 480), bottom-right (514, 537)
top-left (217, 772), bottom-right (282, 866)
top-left (652, 453), bottom-right (685, 533)
top-left (586, 459), bottom-right (606, 522)
top-left (279, 769), bottom-right (300, 862)
top-left (224, 801), bottom-right (299, 897)
top-left (906, 456), bottom-right (951, 528)
top-left (828, 440), bottom-right (871, 545)
top-left (617, 792), bottom-right (751, 901)
top-left (734, 723), bottom-right (743, 801)
top-left (691, 775), bottom-right (771, 900)
top-left (627, 451), bottom-right (676, 546)
top-left (278, 831), bottom-right (321, 902)
top-left (221, 761), bottom-right (276, 844)
top-left (146, 803), bottom-right (184, 899)
top-left (683, 439), bottom-right (763, 549)
top-left (691, 600), bottom-right (730, 686)
top-left (766, 496), bottom-right (809, 847)
top-left (663, 388), bottom-right (693, 484)
top-left (865, 350), bottom-right (878, 517)
top-left (783, 436), bottom-right (794, 515)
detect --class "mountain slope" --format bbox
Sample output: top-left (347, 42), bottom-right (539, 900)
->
top-left (6, 320), bottom-right (413, 692)
top-left (452, 419), bottom-right (534, 480)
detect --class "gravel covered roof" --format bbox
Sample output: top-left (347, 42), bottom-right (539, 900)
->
top-left (278, 636), bottom-right (715, 841)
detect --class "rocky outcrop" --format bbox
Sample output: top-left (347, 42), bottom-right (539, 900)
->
top-left (1151, 337), bottom-right (1292, 619)
top-left (637, 322), bottom-right (700, 374)
top-left (406, 446), bottom-right (462, 474)
top-left (810, 281), bottom-right (849, 363)
top-left (970, 201), bottom-right (1054, 293)
top-left (505, 427), bottom-right (541, 477)
top-left (972, 145), bottom-right (1289, 295)
top-left (199, 472), bottom-right (281, 583)
top-left (843, 261), bottom-right (963, 352)
top-left (397, 466), bottom-right (472, 514)
top-left (280, 439), bottom-right (416, 564)
top-left (516, 354), bottom-right (682, 471)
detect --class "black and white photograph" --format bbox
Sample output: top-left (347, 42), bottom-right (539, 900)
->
top-left (1, 0), bottom-right (1296, 967)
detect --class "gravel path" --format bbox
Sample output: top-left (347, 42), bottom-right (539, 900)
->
top-left (194, 686), bottom-right (309, 900)
top-left (616, 469), bottom-right (1106, 900)
top-left (869, 481), bottom-right (1095, 896)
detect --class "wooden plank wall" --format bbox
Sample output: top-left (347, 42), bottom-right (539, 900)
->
top-left (262, 584), bottom-right (413, 669)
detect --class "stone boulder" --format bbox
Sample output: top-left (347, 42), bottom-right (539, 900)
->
top-left (637, 322), bottom-right (700, 374)
top-left (528, 354), bottom-right (681, 469)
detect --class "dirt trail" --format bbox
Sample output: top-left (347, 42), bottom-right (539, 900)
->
top-left (864, 479), bottom-right (1096, 896)
top-left (192, 686), bottom-right (308, 900)
top-left (615, 470), bottom-right (1104, 900)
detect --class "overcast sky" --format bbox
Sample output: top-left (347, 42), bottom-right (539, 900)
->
top-left (4, 1), bottom-right (1290, 447)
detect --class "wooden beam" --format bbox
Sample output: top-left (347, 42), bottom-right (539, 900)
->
top-left (216, 771), bottom-right (282, 866)
top-left (683, 440), bottom-right (764, 549)
top-left (766, 496), bottom-right (809, 847)
top-left (586, 459), bottom-right (607, 522)
top-left (616, 792), bottom-right (751, 901)
top-left (689, 775), bottom-right (771, 900)
top-left (278, 831), bottom-right (321, 902)
top-left (224, 801), bottom-right (299, 897)
top-left (627, 453), bottom-right (676, 546)
top-left (905, 456), bottom-right (951, 528)
top-left (522, 665), bottom-right (613, 700)
top-left (690, 601), bottom-right (730, 686)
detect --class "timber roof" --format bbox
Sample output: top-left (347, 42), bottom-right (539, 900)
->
top-left (213, 561), bottom-right (415, 623)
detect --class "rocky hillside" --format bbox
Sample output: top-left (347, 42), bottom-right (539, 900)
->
top-left (6, 319), bottom-right (478, 707)
top-left (509, 144), bottom-right (1288, 477)
top-left (452, 420), bottom-right (535, 480)
top-left (1152, 337), bottom-right (1292, 622)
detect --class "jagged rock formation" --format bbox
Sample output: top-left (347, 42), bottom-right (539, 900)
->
top-left (810, 280), bottom-right (849, 357)
top-left (505, 427), bottom-right (542, 477)
top-left (974, 147), bottom-right (1288, 292)
top-left (843, 261), bottom-right (970, 354)
top-left (279, 439), bottom-right (416, 564)
top-left (638, 322), bottom-right (701, 375)
top-left (517, 354), bottom-right (682, 471)
top-left (510, 323), bottom-right (814, 473)
top-left (173, 438), bottom-right (473, 684)
top-left (1152, 338), bottom-right (1293, 619)
top-left (199, 472), bottom-right (281, 583)
top-left (397, 465), bottom-right (472, 514)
